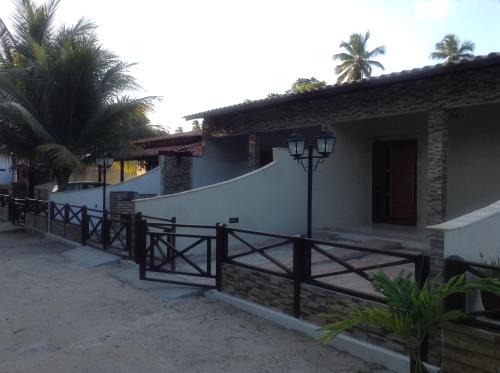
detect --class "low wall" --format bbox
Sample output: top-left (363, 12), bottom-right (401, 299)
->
top-left (441, 322), bottom-right (500, 373)
top-left (221, 262), bottom-right (407, 356)
top-left (428, 199), bottom-right (500, 262)
top-left (51, 167), bottom-right (160, 210)
top-left (135, 149), bottom-right (307, 235)
top-left (50, 219), bottom-right (81, 242)
top-left (24, 212), bottom-right (48, 233)
top-left (0, 204), bottom-right (8, 220)
top-left (221, 263), bottom-right (295, 315)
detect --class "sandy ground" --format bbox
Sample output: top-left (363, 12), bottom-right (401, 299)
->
top-left (0, 228), bottom-right (388, 373)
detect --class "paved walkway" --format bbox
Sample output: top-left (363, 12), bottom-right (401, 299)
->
top-left (0, 227), bottom-right (388, 373)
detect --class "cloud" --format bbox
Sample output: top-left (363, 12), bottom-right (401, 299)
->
top-left (415, 0), bottom-right (452, 19)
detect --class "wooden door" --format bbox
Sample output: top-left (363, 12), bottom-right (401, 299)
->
top-left (373, 140), bottom-right (417, 225)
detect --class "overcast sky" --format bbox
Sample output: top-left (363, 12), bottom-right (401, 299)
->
top-left (1, 0), bottom-right (499, 131)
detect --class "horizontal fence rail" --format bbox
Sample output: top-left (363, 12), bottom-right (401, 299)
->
top-left (303, 238), bottom-right (428, 304)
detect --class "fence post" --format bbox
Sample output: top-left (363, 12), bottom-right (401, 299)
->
top-left (64, 203), bottom-right (70, 224)
top-left (171, 216), bottom-right (177, 270)
top-left (125, 214), bottom-right (132, 260)
top-left (415, 254), bottom-right (430, 362)
top-left (133, 212), bottom-right (142, 263)
top-left (102, 209), bottom-right (109, 249)
top-left (136, 218), bottom-right (147, 280)
top-left (81, 206), bottom-right (88, 245)
top-left (215, 223), bottom-right (223, 291)
top-left (9, 196), bottom-right (14, 223)
top-left (444, 256), bottom-right (467, 312)
top-left (292, 236), bottom-right (303, 318)
top-left (302, 235), bottom-right (312, 282)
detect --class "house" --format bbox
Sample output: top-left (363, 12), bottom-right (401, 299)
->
top-left (135, 53), bottom-right (500, 275)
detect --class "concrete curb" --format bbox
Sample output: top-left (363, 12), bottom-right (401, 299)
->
top-left (62, 245), bottom-right (122, 268)
top-left (206, 290), bottom-right (440, 373)
top-left (45, 232), bottom-right (82, 248)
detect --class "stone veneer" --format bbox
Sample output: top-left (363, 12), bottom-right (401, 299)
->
top-left (221, 263), bottom-right (295, 315)
top-left (300, 283), bottom-right (407, 355)
top-left (50, 218), bottom-right (81, 243)
top-left (24, 212), bottom-right (48, 233)
top-left (221, 263), bottom-right (408, 356)
top-left (441, 322), bottom-right (500, 373)
top-left (160, 155), bottom-right (193, 195)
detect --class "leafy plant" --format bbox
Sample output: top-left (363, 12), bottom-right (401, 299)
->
top-left (319, 270), bottom-right (500, 373)
top-left (0, 0), bottom-right (157, 188)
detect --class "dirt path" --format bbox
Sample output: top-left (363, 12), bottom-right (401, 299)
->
top-left (0, 229), bottom-right (386, 373)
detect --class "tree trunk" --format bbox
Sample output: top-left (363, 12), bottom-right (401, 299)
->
top-left (55, 170), bottom-right (71, 190)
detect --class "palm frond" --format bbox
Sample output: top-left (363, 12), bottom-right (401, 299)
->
top-left (0, 101), bottom-right (52, 142)
top-left (35, 143), bottom-right (83, 174)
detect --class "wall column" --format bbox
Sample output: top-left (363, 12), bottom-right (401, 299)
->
top-left (248, 133), bottom-right (260, 170)
top-left (427, 107), bottom-right (449, 276)
top-left (160, 154), bottom-right (193, 195)
top-left (426, 107), bottom-right (449, 366)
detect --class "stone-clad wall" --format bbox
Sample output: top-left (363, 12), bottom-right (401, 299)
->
top-left (24, 212), bottom-right (48, 233)
top-left (205, 65), bottom-right (500, 137)
top-left (0, 205), bottom-right (9, 220)
top-left (300, 283), bottom-right (407, 355)
top-left (441, 322), bottom-right (500, 373)
top-left (221, 263), bottom-right (407, 355)
top-left (50, 219), bottom-right (81, 242)
top-left (221, 263), bottom-right (295, 315)
top-left (160, 155), bottom-right (193, 195)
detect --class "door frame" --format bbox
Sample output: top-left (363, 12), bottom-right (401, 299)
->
top-left (372, 138), bottom-right (418, 226)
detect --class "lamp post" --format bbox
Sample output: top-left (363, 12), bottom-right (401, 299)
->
top-left (287, 127), bottom-right (336, 238)
top-left (96, 153), bottom-right (114, 211)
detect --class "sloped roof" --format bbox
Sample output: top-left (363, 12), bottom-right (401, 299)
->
top-left (184, 53), bottom-right (500, 120)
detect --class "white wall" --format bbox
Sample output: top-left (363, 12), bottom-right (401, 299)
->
top-left (50, 166), bottom-right (161, 209)
top-left (135, 149), bottom-right (308, 235)
top-left (447, 103), bottom-right (500, 220)
top-left (314, 112), bottom-right (428, 229)
top-left (428, 199), bottom-right (500, 263)
top-left (0, 156), bottom-right (12, 184)
top-left (192, 135), bottom-right (249, 188)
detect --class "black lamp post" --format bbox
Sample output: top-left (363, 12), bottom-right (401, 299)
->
top-left (96, 153), bottom-right (114, 211)
top-left (288, 127), bottom-right (336, 238)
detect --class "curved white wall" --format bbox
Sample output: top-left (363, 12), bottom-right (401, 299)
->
top-left (135, 149), bottom-right (308, 235)
top-left (429, 199), bottom-right (500, 262)
top-left (50, 167), bottom-right (161, 210)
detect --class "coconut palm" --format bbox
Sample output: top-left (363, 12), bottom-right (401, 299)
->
top-left (319, 270), bottom-right (500, 373)
top-left (333, 31), bottom-right (386, 83)
top-left (430, 34), bottom-right (475, 63)
top-left (0, 0), bottom-right (155, 188)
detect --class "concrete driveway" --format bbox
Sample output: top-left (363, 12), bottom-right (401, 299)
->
top-left (0, 227), bottom-right (385, 373)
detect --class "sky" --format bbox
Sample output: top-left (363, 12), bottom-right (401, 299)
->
top-left (1, 0), bottom-right (500, 131)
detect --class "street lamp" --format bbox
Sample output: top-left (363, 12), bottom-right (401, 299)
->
top-left (288, 127), bottom-right (336, 238)
top-left (96, 153), bottom-right (114, 211)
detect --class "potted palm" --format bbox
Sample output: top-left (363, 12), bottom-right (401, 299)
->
top-left (319, 271), bottom-right (500, 373)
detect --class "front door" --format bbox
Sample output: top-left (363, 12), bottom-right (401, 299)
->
top-left (373, 139), bottom-right (417, 225)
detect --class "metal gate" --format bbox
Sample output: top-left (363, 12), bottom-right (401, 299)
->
top-left (136, 216), bottom-right (218, 288)
top-left (83, 208), bottom-right (132, 259)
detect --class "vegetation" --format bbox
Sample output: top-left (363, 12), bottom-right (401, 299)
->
top-left (0, 0), bottom-right (157, 188)
top-left (430, 34), bottom-right (475, 63)
top-left (320, 271), bottom-right (500, 373)
top-left (333, 31), bottom-right (385, 83)
top-left (286, 77), bottom-right (327, 94)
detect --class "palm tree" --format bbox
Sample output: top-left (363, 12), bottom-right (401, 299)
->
top-left (0, 0), bottom-right (155, 188)
top-left (430, 34), bottom-right (475, 63)
top-left (319, 271), bottom-right (500, 373)
top-left (333, 31), bottom-right (386, 83)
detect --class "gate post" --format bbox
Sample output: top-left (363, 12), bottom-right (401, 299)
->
top-left (292, 236), bottom-right (303, 319)
top-left (81, 206), bottom-right (88, 245)
top-left (125, 214), bottom-right (132, 260)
